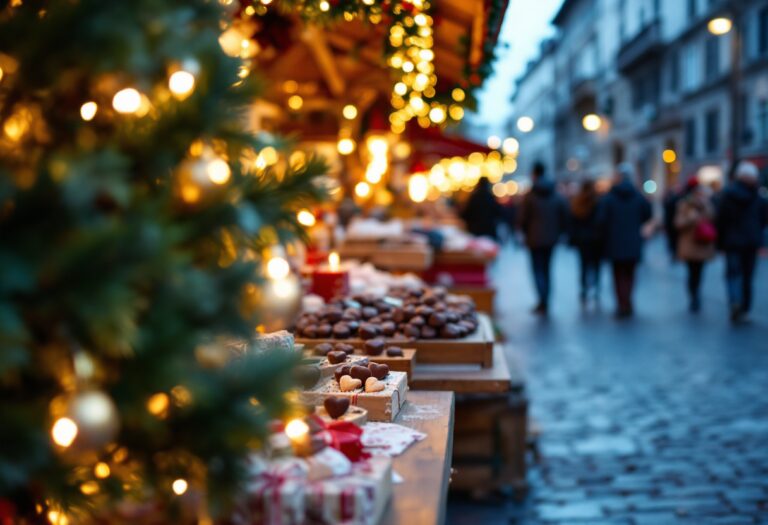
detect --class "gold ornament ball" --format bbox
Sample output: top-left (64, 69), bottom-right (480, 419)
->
top-left (66, 390), bottom-right (120, 452)
top-left (244, 275), bottom-right (301, 332)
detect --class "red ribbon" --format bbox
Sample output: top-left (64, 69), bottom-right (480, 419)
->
top-left (309, 414), bottom-right (369, 463)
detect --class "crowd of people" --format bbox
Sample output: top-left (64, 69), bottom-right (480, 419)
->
top-left (462, 161), bottom-right (768, 322)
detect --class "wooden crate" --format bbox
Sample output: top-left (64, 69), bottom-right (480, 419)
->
top-left (296, 313), bottom-right (494, 368)
top-left (449, 286), bottom-right (495, 315)
top-left (368, 348), bottom-right (416, 381)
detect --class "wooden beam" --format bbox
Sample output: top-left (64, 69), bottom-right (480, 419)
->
top-left (302, 26), bottom-right (346, 97)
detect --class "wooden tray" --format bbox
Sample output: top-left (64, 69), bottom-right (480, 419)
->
top-left (366, 348), bottom-right (416, 381)
top-left (296, 313), bottom-right (494, 368)
top-left (411, 345), bottom-right (510, 393)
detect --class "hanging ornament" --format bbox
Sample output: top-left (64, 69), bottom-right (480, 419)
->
top-left (51, 390), bottom-right (119, 454)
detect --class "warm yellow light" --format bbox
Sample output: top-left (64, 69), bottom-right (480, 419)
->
top-left (319, 0), bottom-right (330, 11)
top-left (337, 138), bottom-right (356, 155)
top-left (147, 393), bottom-right (170, 417)
top-left (517, 116), bottom-right (535, 133)
top-left (328, 251), bottom-right (340, 271)
top-left (409, 96), bottom-right (425, 112)
top-left (206, 158), bottom-right (231, 184)
top-left (449, 105), bottom-right (464, 120)
top-left (285, 418), bottom-right (310, 440)
top-left (52, 417), bottom-right (78, 448)
top-left (267, 257), bottom-right (290, 280)
top-left (492, 182), bottom-right (508, 198)
top-left (408, 174), bottom-right (429, 203)
top-left (342, 104), bottom-right (358, 120)
top-left (708, 17), bottom-right (732, 35)
top-left (394, 82), bottom-right (408, 96)
top-left (487, 135), bottom-right (502, 150)
top-left (47, 510), bottom-right (69, 525)
top-left (582, 114), bottom-right (602, 132)
top-left (429, 106), bottom-right (446, 124)
top-left (502, 137), bottom-right (519, 155)
top-left (80, 481), bottom-right (99, 495)
top-left (112, 88), bottom-right (142, 114)
top-left (365, 164), bottom-right (384, 184)
top-left (172, 478), bottom-right (188, 496)
top-left (169, 70), bottom-right (196, 99)
top-left (662, 149), bottom-right (677, 164)
top-left (80, 102), bottom-right (98, 121)
top-left (297, 209), bottom-right (316, 227)
top-left (283, 80), bottom-right (298, 93)
top-left (451, 88), bottom-right (466, 102)
top-left (354, 181), bottom-right (371, 198)
top-left (367, 136), bottom-right (389, 156)
top-left (287, 95), bottom-right (304, 110)
top-left (506, 180), bottom-right (519, 195)
top-left (402, 61), bottom-right (414, 73)
top-left (260, 146), bottom-right (279, 166)
top-left (0, 66), bottom-right (3, 83)
top-left (94, 462), bottom-right (111, 479)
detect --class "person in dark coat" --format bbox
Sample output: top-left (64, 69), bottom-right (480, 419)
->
top-left (597, 164), bottom-right (653, 318)
top-left (568, 179), bottom-right (603, 304)
top-left (461, 176), bottom-right (502, 240)
top-left (715, 161), bottom-right (768, 323)
top-left (663, 185), bottom-right (682, 262)
top-left (517, 162), bottom-right (568, 316)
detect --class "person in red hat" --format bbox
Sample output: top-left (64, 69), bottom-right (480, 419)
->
top-left (674, 176), bottom-right (717, 312)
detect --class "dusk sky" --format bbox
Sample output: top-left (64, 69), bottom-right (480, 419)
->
top-left (472, 0), bottom-right (565, 141)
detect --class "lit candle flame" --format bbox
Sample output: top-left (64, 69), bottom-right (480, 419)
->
top-left (328, 252), bottom-right (340, 272)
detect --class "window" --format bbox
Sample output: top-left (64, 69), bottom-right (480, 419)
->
top-left (705, 37), bottom-right (720, 82)
top-left (685, 118), bottom-right (697, 157)
top-left (668, 51), bottom-right (680, 93)
top-left (705, 108), bottom-right (719, 153)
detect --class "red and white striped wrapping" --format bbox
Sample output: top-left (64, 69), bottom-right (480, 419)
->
top-left (233, 459), bottom-right (308, 525)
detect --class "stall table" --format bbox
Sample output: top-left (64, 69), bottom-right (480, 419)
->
top-left (382, 391), bottom-right (454, 525)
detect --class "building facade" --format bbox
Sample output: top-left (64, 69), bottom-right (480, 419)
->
top-left (510, 0), bottom-right (768, 196)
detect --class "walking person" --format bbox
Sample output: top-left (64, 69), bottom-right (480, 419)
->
top-left (674, 178), bottom-right (717, 313)
top-left (461, 176), bottom-right (503, 240)
top-left (517, 162), bottom-right (568, 316)
top-left (715, 161), bottom-right (768, 323)
top-left (568, 179), bottom-right (603, 304)
top-left (597, 164), bottom-right (652, 318)
top-left (663, 184), bottom-right (682, 262)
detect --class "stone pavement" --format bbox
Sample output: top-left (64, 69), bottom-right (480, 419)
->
top-left (447, 240), bottom-right (768, 525)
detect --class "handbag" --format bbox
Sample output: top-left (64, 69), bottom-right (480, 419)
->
top-left (694, 220), bottom-right (717, 244)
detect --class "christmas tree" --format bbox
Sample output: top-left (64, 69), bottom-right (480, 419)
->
top-left (0, 0), bottom-right (326, 522)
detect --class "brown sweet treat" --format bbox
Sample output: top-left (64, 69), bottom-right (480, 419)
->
top-left (403, 325), bottom-right (420, 338)
top-left (314, 343), bottom-right (334, 356)
top-left (409, 288), bottom-right (425, 298)
top-left (433, 302), bottom-right (447, 311)
top-left (303, 325), bottom-right (318, 338)
top-left (368, 316), bottom-right (383, 325)
top-left (415, 305), bottom-right (434, 318)
top-left (392, 308), bottom-right (405, 323)
top-left (421, 325), bottom-right (437, 339)
top-left (317, 323), bottom-right (332, 338)
top-left (368, 362), bottom-right (390, 380)
top-left (422, 294), bottom-right (438, 306)
top-left (334, 364), bottom-right (352, 382)
top-left (361, 306), bottom-right (378, 320)
top-left (403, 305), bottom-right (416, 320)
top-left (342, 308), bottom-right (361, 320)
top-left (346, 320), bottom-right (360, 333)
top-left (327, 350), bottom-right (347, 365)
top-left (334, 343), bottom-right (355, 355)
top-left (324, 397), bottom-right (350, 419)
top-left (440, 324), bottom-right (462, 339)
top-left (349, 365), bottom-right (372, 382)
top-left (381, 321), bottom-right (396, 336)
top-left (445, 311), bottom-right (460, 323)
top-left (391, 333), bottom-right (409, 341)
top-left (332, 323), bottom-right (351, 339)
top-left (459, 320), bottom-right (477, 333)
top-left (386, 346), bottom-right (404, 357)
top-left (363, 338), bottom-right (385, 356)
top-left (358, 323), bottom-right (380, 340)
top-left (409, 315), bottom-right (426, 327)
top-left (428, 312), bottom-right (446, 328)
top-left (323, 308), bottom-right (343, 323)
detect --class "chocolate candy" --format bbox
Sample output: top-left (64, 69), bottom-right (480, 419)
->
top-left (428, 312), bottom-right (446, 328)
top-left (415, 305), bottom-right (434, 317)
top-left (364, 338), bottom-right (385, 356)
top-left (381, 321), bottom-right (396, 336)
top-left (358, 323), bottom-right (379, 340)
top-left (334, 365), bottom-right (352, 382)
top-left (327, 350), bottom-right (347, 364)
top-left (361, 306), bottom-right (378, 320)
top-left (324, 397), bottom-right (350, 419)
top-left (392, 308), bottom-right (405, 323)
top-left (349, 365), bottom-right (372, 382)
top-left (334, 343), bottom-right (355, 354)
top-left (343, 308), bottom-right (361, 320)
top-left (323, 307), bottom-right (343, 323)
top-left (333, 323), bottom-right (351, 339)
top-left (368, 362), bottom-right (390, 380)
top-left (386, 346), bottom-right (404, 357)
top-left (421, 325), bottom-right (437, 339)
top-left (409, 315), bottom-right (426, 327)
top-left (440, 324), bottom-right (462, 339)
top-left (314, 343), bottom-right (334, 356)
top-left (303, 325), bottom-right (318, 338)
top-left (346, 320), bottom-right (360, 333)
top-left (403, 325), bottom-right (420, 338)
top-left (317, 323), bottom-right (332, 338)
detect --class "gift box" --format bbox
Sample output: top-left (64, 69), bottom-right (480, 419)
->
top-left (234, 458), bottom-right (308, 525)
top-left (305, 456), bottom-right (393, 525)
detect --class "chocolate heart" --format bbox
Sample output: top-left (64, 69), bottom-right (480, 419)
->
top-left (334, 365), bottom-right (352, 382)
top-left (349, 365), bottom-right (372, 382)
top-left (314, 343), bottom-right (334, 356)
top-left (368, 362), bottom-right (389, 380)
top-left (386, 346), bottom-right (404, 357)
top-left (324, 397), bottom-right (350, 419)
top-left (358, 323), bottom-right (379, 340)
top-left (327, 351), bottom-right (347, 365)
top-left (365, 376), bottom-right (385, 393)
top-left (339, 375), bottom-right (362, 392)
top-left (364, 338), bottom-right (385, 356)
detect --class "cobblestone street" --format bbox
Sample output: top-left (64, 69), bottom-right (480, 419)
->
top-left (449, 240), bottom-right (768, 525)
